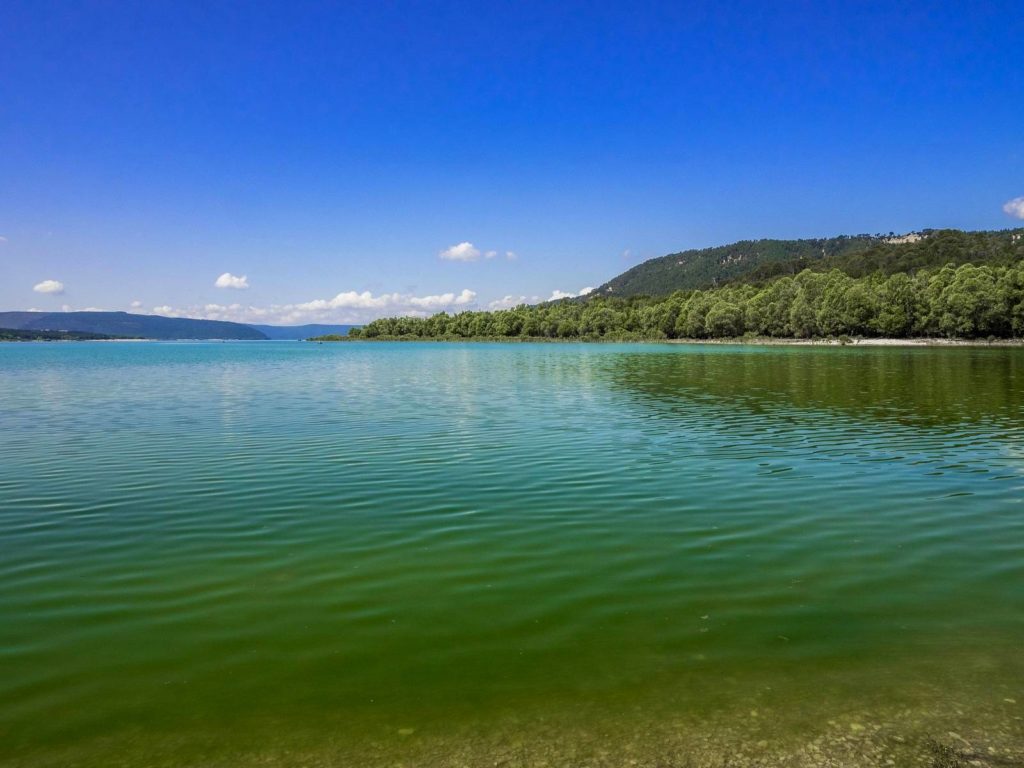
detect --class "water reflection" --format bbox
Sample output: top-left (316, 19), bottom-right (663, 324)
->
top-left (605, 346), bottom-right (1024, 431)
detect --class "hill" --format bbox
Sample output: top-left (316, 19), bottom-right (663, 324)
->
top-left (732, 228), bottom-right (1024, 284)
top-left (0, 328), bottom-right (128, 341)
top-left (0, 312), bottom-right (268, 340)
top-left (249, 323), bottom-right (357, 340)
top-left (592, 229), bottom-right (1024, 297)
top-left (594, 235), bottom-right (881, 297)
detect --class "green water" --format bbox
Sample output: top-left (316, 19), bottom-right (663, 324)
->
top-left (1, 342), bottom-right (1022, 767)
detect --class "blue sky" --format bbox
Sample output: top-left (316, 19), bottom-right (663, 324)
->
top-left (1, 0), bottom-right (1022, 324)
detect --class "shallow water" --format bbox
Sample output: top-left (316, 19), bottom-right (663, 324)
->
top-left (1, 342), bottom-right (1022, 767)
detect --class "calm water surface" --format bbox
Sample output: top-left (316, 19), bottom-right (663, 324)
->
top-left (1, 342), bottom-right (1022, 766)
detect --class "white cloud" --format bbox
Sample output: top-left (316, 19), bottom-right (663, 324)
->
top-left (0, 235), bottom-right (7, 243)
top-left (548, 286), bottom-right (594, 301)
top-left (146, 287), bottom-right (479, 325)
top-left (33, 279), bottom-right (65, 295)
top-left (294, 288), bottom-right (477, 313)
top-left (439, 242), bottom-right (481, 262)
top-left (214, 272), bottom-right (250, 289)
top-left (439, 243), bottom-right (519, 263)
top-left (410, 288), bottom-right (476, 309)
top-left (488, 295), bottom-right (536, 310)
top-left (1003, 197), bottom-right (1024, 220)
top-left (130, 300), bottom-right (143, 308)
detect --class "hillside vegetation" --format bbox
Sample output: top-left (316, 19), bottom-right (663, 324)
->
top-left (594, 228), bottom-right (1023, 296)
top-left (733, 228), bottom-right (1024, 285)
top-left (595, 235), bottom-right (881, 296)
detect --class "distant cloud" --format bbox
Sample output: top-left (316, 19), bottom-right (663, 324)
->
top-left (147, 287), bottom-right (479, 325)
top-left (295, 288), bottom-right (476, 313)
top-left (0, 235), bottom-right (8, 243)
top-left (488, 295), bottom-right (535, 310)
top-left (214, 272), bottom-right (250, 289)
top-left (438, 242), bottom-right (520, 263)
top-left (1003, 197), bottom-right (1024, 220)
top-left (33, 279), bottom-right (65, 295)
top-left (130, 300), bottom-right (143, 308)
top-left (548, 286), bottom-right (594, 301)
top-left (439, 242), bottom-right (481, 262)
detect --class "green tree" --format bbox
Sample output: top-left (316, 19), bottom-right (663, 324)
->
top-left (705, 299), bottom-right (745, 337)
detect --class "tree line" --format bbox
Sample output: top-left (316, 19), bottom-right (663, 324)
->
top-left (345, 261), bottom-right (1024, 341)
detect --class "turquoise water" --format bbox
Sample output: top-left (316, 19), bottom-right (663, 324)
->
top-left (1, 342), bottom-right (1022, 767)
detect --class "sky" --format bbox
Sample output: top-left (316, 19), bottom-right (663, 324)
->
top-left (1, 0), bottom-right (1022, 325)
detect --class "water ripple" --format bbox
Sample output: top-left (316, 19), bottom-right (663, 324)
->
top-left (1, 342), bottom-right (1023, 765)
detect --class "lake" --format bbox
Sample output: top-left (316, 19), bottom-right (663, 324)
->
top-left (1, 341), bottom-right (1022, 767)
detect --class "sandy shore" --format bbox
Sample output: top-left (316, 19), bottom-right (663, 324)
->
top-left (666, 337), bottom-right (1024, 347)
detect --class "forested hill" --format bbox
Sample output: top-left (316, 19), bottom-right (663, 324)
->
top-left (0, 328), bottom-right (126, 341)
top-left (595, 235), bottom-right (882, 296)
top-left (733, 228), bottom-right (1024, 285)
top-left (0, 312), bottom-right (268, 340)
top-left (595, 229), bottom-right (1023, 297)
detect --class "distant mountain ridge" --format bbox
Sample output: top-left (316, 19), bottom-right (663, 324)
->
top-left (0, 311), bottom-right (267, 340)
top-left (0, 312), bottom-right (360, 340)
top-left (0, 327), bottom-right (126, 341)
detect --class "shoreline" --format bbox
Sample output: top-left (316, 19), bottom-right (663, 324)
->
top-left (666, 336), bottom-right (1024, 347)
top-left (5, 336), bottom-right (1021, 347)
top-left (312, 335), bottom-right (1024, 347)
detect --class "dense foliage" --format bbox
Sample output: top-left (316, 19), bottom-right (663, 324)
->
top-left (349, 259), bottom-right (1024, 341)
top-left (594, 228), bottom-right (1024, 297)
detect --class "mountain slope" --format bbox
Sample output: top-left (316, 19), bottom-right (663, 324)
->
top-left (733, 228), bottom-right (1024, 284)
top-left (594, 236), bottom-right (881, 297)
top-left (0, 312), bottom-right (268, 340)
top-left (593, 229), bottom-right (1024, 298)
